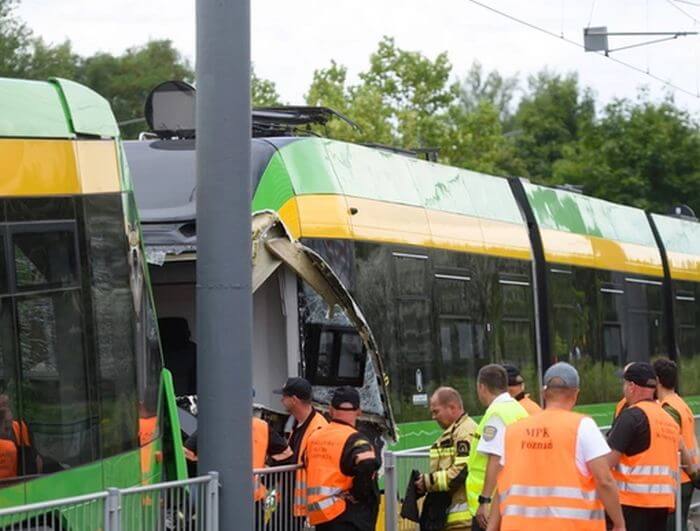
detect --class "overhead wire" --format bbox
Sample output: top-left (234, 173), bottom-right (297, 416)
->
top-left (673, 0), bottom-right (700, 7)
top-left (587, 0), bottom-right (597, 27)
top-left (665, 0), bottom-right (699, 23)
top-left (464, 0), bottom-right (700, 99)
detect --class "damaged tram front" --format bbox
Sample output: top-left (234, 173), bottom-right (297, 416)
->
top-left (125, 136), bottom-right (396, 453)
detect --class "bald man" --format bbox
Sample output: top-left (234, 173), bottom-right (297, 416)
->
top-left (415, 387), bottom-right (477, 530)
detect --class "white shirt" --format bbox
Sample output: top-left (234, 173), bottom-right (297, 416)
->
top-left (476, 393), bottom-right (517, 458)
top-left (500, 416), bottom-right (610, 476)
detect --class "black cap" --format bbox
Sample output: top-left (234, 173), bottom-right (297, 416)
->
top-left (502, 364), bottom-right (524, 386)
top-left (273, 377), bottom-right (312, 400)
top-left (623, 362), bottom-right (657, 389)
top-left (331, 386), bottom-right (361, 411)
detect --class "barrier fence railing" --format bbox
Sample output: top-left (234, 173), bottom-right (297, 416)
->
top-left (253, 463), bottom-right (307, 531)
top-left (0, 473), bottom-right (219, 531)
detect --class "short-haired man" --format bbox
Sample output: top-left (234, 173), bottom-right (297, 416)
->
top-left (653, 357), bottom-right (699, 531)
top-left (415, 387), bottom-right (477, 529)
top-left (305, 386), bottom-right (380, 530)
top-left (488, 362), bottom-right (625, 531)
top-left (607, 362), bottom-right (683, 531)
top-left (274, 377), bottom-right (328, 520)
top-left (466, 364), bottom-right (528, 531)
top-left (502, 364), bottom-right (542, 415)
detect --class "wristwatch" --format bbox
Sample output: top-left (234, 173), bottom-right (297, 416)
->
top-left (478, 495), bottom-right (492, 504)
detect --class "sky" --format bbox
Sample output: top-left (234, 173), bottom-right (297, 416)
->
top-left (17, 0), bottom-right (700, 113)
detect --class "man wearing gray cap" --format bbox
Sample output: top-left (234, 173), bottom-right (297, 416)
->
top-left (487, 362), bottom-right (625, 531)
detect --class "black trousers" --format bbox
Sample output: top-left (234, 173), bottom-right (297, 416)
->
top-left (622, 505), bottom-right (669, 531)
top-left (666, 482), bottom-right (695, 531)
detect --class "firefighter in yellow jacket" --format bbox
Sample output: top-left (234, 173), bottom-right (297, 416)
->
top-left (415, 387), bottom-right (478, 530)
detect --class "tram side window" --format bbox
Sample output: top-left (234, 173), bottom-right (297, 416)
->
top-left (12, 225), bottom-right (98, 472)
top-left (497, 277), bottom-right (534, 366)
top-left (83, 195), bottom-right (139, 456)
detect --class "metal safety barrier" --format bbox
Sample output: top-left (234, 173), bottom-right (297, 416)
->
top-left (384, 443), bottom-right (692, 530)
top-left (383, 447), bottom-right (430, 531)
top-left (253, 464), bottom-right (308, 531)
top-left (0, 473), bottom-right (219, 531)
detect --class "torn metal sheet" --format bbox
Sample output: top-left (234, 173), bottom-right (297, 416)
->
top-left (251, 211), bottom-right (396, 440)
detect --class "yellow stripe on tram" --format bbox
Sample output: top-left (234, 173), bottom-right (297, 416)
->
top-left (0, 139), bottom-right (122, 197)
top-left (279, 194), bottom-right (533, 261)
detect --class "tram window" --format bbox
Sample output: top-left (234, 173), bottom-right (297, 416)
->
top-left (83, 195), bottom-right (139, 456)
top-left (338, 334), bottom-right (364, 379)
top-left (393, 253), bottom-right (427, 296)
top-left (499, 278), bottom-right (531, 318)
top-left (435, 273), bottom-right (472, 315)
top-left (603, 325), bottom-right (623, 364)
top-left (303, 324), bottom-right (366, 386)
top-left (501, 320), bottom-right (533, 364)
top-left (6, 198), bottom-right (74, 223)
top-left (137, 301), bottom-right (162, 447)
top-left (12, 228), bottom-right (78, 289)
top-left (439, 319), bottom-right (479, 361)
top-left (0, 298), bottom-right (27, 486)
top-left (601, 287), bottom-right (625, 322)
top-left (17, 290), bottom-right (97, 469)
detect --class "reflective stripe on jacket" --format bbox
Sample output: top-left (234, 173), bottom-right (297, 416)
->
top-left (498, 409), bottom-right (605, 531)
top-left (466, 399), bottom-right (528, 516)
top-left (661, 392), bottom-right (698, 483)
top-left (305, 421), bottom-right (355, 526)
top-left (253, 417), bottom-right (269, 502)
top-left (293, 412), bottom-right (328, 517)
top-left (426, 413), bottom-right (477, 527)
top-left (612, 400), bottom-right (680, 510)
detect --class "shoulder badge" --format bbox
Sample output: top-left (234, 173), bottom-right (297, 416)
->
top-left (456, 441), bottom-right (470, 456)
top-left (482, 425), bottom-right (497, 442)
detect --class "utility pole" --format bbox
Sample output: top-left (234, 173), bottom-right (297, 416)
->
top-left (196, 0), bottom-right (253, 529)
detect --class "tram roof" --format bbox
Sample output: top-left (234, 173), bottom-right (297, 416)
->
top-left (0, 77), bottom-right (119, 138)
top-left (651, 213), bottom-right (700, 282)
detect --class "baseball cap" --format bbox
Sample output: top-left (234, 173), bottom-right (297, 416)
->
top-left (331, 386), bottom-right (361, 411)
top-left (543, 362), bottom-right (580, 389)
top-left (273, 377), bottom-right (312, 400)
top-left (622, 362), bottom-right (657, 389)
top-left (502, 364), bottom-right (524, 386)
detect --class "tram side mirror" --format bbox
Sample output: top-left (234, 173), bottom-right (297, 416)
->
top-left (145, 80), bottom-right (196, 139)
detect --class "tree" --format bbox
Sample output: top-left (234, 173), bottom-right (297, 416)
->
top-left (25, 38), bottom-right (80, 80)
top-left (513, 71), bottom-right (595, 181)
top-left (252, 66), bottom-right (282, 107)
top-left (0, 0), bottom-right (30, 76)
top-left (458, 61), bottom-right (519, 125)
top-left (553, 91), bottom-right (700, 213)
top-left (78, 40), bottom-right (193, 137)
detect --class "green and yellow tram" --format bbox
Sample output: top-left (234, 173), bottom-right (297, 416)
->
top-left (127, 98), bottom-right (699, 451)
top-left (0, 77), bottom-right (185, 516)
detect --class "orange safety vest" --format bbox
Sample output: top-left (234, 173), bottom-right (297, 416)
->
top-left (305, 421), bottom-right (355, 526)
top-left (0, 439), bottom-right (17, 479)
top-left (518, 394), bottom-right (542, 415)
top-left (12, 421), bottom-right (30, 446)
top-left (252, 417), bottom-right (269, 502)
top-left (660, 393), bottom-right (698, 484)
top-left (293, 411), bottom-right (328, 517)
top-left (612, 400), bottom-right (680, 510)
top-left (498, 409), bottom-right (605, 531)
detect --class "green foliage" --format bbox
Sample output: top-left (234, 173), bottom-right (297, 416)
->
top-left (1, 0), bottom-right (699, 212)
top-left (0, 0), bottom-right (30, 76)
top-left (79, 40), bottom-right (193, 137)
top-left (252, 66), bottom-right (282, 107)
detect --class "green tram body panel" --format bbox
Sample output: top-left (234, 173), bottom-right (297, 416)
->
top-left (246, 137), bottom-right (700, 447)
top-left (0, 78), bottom-right (183, 521)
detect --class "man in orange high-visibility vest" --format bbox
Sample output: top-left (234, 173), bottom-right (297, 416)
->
top-left (304, 386), bottom-right (379, 530)
top-left (607, 362), bottom-right (685, 531)
top-left (274, 377), bottom-right (328, 523)
top-left (502, 364), bottom-right (542, 415)
top-left (488, 362), bottom-right (626, 531)
top-left (653, 357), bottom-right (699, 531)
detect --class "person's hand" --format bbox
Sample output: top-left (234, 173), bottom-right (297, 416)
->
top-left (414, 474), bottom-right (426, 495)
top-left (476, 502), bottom-right (489, 529)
